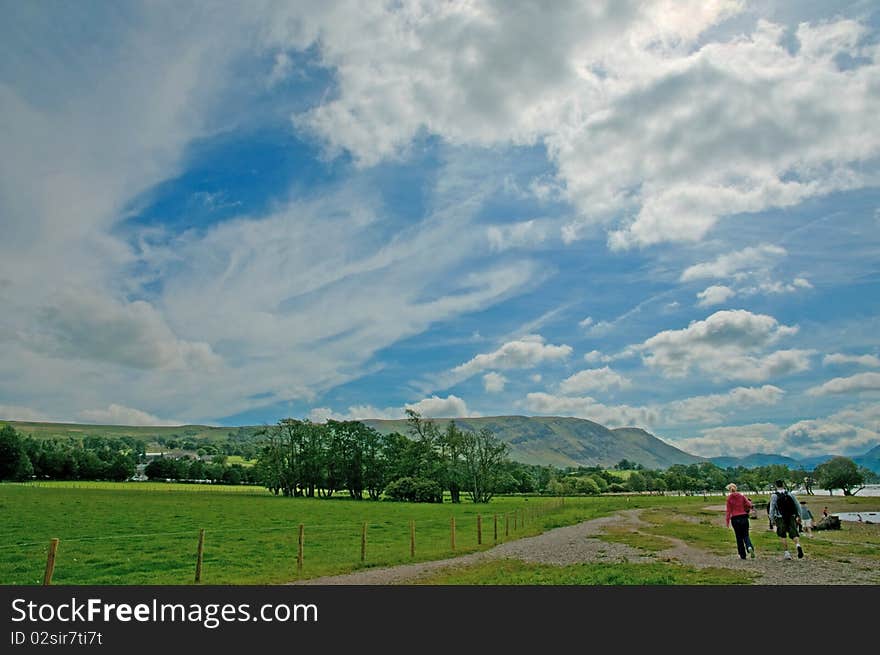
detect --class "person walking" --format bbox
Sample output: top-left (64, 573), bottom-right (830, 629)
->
top-left (800, 500), bottom-right (814, 537)
top-left (725, 483), bottom-right (755, 559)
top-left (768, 479), bottom-right (804, 560)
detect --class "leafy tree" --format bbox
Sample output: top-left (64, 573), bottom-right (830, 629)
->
top-left (0, 424), bottom-right (27, 481)
top-left (461, 427), bottom-right (509, 503)
top-left (627, 471), bottom-right (646, 493)
top-left (576, 477), bottom-right (601, 495)
top-left (815, 456), bottom-right (865, 496)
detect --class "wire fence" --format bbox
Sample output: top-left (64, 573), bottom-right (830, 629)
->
top-left (17, 499), bottom-right (569, 585)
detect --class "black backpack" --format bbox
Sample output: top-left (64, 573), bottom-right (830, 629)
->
top-left (776, 490), bottom-right (796, 519)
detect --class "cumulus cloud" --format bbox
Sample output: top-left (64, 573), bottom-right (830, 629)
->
top-left (430, 334), bottom-right (571, 391)
top-left (405, 395), bottom-right (475, 418)
top-left (308, 405), bottom-right (403, 422)
top-left (664, 385), bottom-right (785, 424)
top-left (523, 392), bottom-right (657, 428)
top-left (559, 367), bottom-right (631, 394)
top-left (696, 285), bottom-right (736, 307)
top-left (781, 419), bottom-right (879, 457)
top-left (681, 245), bottom-right (787, 282)
top-left (30, 288), bottom-right (222, 371)
top-left (829, 403), bottom-right (880, 433)
top-left (671, 423), bottom-right (782, 458)
top-left (824, 353), bottom-right (880, 368)
top-left (578, 317), bottom-right (594, 329)
top-left (583, 350), bottom-right (610, 364)
top-left (631, 310), bottom-right (811, 381)
top-left (482, 372), bottom-right (507, 393)
top-left (281, 3), bottom-right (880, 249)
top-left (78, 404), bottom-right (180, 427)
top-left (806, 372), bottom-right (880, 396)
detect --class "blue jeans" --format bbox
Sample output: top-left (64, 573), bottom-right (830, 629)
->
top-left (731, 514), bottom-right (753, 559)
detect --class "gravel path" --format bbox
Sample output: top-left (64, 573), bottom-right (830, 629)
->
top-left (291, 509), bottom-right (880, 586)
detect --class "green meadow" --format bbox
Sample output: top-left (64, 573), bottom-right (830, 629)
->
top-left (6, 483), bottom-right (876, 585)
top-left (1, 482), bottom-right (683, 585)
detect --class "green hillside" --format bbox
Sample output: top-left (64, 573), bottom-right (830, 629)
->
top-left (5, 421), bottom-right (258, 443)
top-left (362, 416), bottom-right (702, 469)
top-left (4, 416), bottom-right (701, 469)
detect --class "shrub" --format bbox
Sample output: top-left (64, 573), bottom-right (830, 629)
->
top-left (383, 476), bottom-right (443, 502)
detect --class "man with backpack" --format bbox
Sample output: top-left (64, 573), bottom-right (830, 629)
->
top-left (768, 479), bottom-right (805, 560)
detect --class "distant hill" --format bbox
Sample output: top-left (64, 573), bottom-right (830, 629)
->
top-left (709, 453), bottom-right (802, 469)
top-left (361, 415), bottom-right (703, 469)
top-left (709, 449), bottom-right (880, 474)
top-left (854, 445), bottom-right (880, 474)
top-left (4, 420), bottom-right (258, 444)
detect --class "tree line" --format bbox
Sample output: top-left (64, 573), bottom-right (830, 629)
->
top-left (2, 420), bottom-right (873, 499)
top-left (252, 410), bottom-right (510, 503)
top-left (0, 424), bottom-right (140, 482)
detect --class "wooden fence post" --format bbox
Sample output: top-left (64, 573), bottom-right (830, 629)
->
top-left (410, 520), bottom-right (415, 558)
top-left (43, 538), bottom-right (59, 586)
top-left (297, 523), bottom-right (304, 574)
top-left (450, 516), bottom-right (456, 550)
top-left (514, 510), bottom-right (518, 531)
top-left (505, 513), bottom-right (509, 537)
top-left (194, 529), bottom-right (205, 583)
top-left (477, 514), bottom-right (482, 545)
top-left (361, 522), bottom-right (367, 562)
top-left (494, 514), bottom-right (498, 543)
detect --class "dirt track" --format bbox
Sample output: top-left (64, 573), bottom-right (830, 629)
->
top-left (292, 509), bottom-right (880, 585)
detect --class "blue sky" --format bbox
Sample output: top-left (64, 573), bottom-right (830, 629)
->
top-left (1, 1), bottom-right (880, 459)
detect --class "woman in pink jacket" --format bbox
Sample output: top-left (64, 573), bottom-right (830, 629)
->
top-left (725, 483), bottom-right (755, 559)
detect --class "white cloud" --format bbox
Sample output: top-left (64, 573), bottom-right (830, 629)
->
top-left (829, 403), bottom-right (880, 434)
top-left (583, 350), bottom-right (610, 364)
top-left (664, 385), bottom-right (785, 425)
top-left (681, 245), bottom-right (786, 282)
top-left (781, 419), bottom-right (879, 457)
top-left (284, 4), bottom-right (880, 249)
top-left (267, 51), bottom-right (293, 88)
top-left (633, 309), bottom-right (811, 381)
top-left (523, 392), bottom-right (657, 428)
top-left (578, 316), bottom-right (594, 329)
top-left (824, 353), bottom-right (880, 368)
top-left (671, 423), bottom-right (782, 458)
top-left (78, 404), bottom-right (180, 427)
top-left (308, 405), bottom-right (403, 422)
top-left (431, 334), bottom-right (571, 391)
top-left (806, 372), bottom-right (880, 396)
top-left (487, 220), bottom-right (547, 251)
top-left (530, 373), bottom-right (543, 383)
top-left (29, 288), bottom-right (222, 371)
top-left (741, 278), bottom-right (814, 295)
top-left (405, 395), bottom-right (475, 418)
top-left (696, 284), bottom-right (736, 307)
top-left (483, 372), bottom-right (507, 393)
top-left (559, 367), bottom-right (631, 394)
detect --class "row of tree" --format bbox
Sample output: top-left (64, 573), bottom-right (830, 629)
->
top-left (0, 425), bottom-right (140, 482)
top-left (550, 457), bottom-right (875, 496)
top-left (252, 411), bottom-right (510, 503)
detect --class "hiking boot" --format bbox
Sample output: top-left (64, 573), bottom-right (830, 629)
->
top-left (797, 544), bottom-right (804, 559)
top-left (783, 550), bottom-right (792, 560)
top-left (748, 546), bottom-right (755, 559)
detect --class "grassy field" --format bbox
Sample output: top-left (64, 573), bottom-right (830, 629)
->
top-left (1, 482), bottom-right (680, 585)
top-left (5, 484), bottom-right (875, 585)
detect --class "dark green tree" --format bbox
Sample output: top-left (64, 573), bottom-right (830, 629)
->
top-left (815, 456), bottom-right (865, 496)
